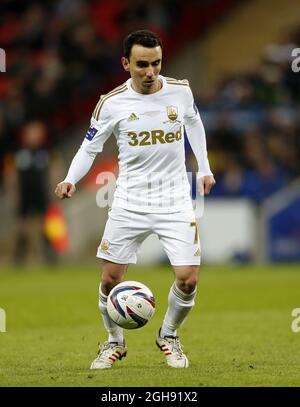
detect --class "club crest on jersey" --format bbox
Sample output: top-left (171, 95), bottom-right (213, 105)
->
top-left (85, 126), bottom-right (98, 141)
top-left (100, 240), bottom-right (109, 252)
top-left (167, 106), bottom-right (178, 121)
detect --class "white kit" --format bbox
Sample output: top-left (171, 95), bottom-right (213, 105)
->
top-left (64, 75), bottom-right (212, 264)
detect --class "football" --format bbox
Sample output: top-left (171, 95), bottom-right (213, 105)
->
top-left (107, 281), bottom-right (156, 329)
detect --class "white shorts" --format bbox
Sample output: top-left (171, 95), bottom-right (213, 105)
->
top-left (97, 207), bottom-right (201, 266)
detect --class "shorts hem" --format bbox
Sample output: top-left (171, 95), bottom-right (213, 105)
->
top-left (169, 259), bottom-right (201, 266)
top-left (96, 253), bottom-right (137, 265)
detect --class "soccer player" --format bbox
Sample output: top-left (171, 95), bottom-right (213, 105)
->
top-left (55, 30), bottom-right (215, 369)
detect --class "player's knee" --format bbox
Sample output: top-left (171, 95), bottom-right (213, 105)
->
top-left (101, 272), bottom-right (123, 294)
top-left (176, 267), bottom-right (199, 294)
top-left (178, 279), bottom-right (197, 294)
top-left (100, 260), bottom-right (127, 294)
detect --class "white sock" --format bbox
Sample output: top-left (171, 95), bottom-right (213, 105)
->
top-left (160, 282), bottom-right (197, 338)
top-left (98, 285), bottom-right (124, 344)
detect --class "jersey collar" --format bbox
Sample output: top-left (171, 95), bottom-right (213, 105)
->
top-left (126, 75), bottom-right (166, 97)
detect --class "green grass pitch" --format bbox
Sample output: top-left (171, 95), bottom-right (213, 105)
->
top-left (0, 263), bottom-right (300, 387)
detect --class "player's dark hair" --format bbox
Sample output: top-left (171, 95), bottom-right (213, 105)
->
top-left (123, 30), bottom-right (162, 60)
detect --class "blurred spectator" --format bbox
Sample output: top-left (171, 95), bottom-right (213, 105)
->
top-left (4, 121), bottom-right (63, 264)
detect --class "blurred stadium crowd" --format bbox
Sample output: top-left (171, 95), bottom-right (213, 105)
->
top-left (202, 33), bottom-right (300, 202)
top-left (0, 0), bottom-right (299, 205)
top-left (0, 0), bottom-right (227, 162)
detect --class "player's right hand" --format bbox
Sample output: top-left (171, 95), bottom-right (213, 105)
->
top-left (55, 182), bottom-right (76, 199)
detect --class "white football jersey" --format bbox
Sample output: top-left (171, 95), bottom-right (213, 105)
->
top-left (81, 75), bottom-right (211, 213)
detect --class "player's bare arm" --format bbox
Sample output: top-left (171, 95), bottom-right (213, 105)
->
top-left (55, 181), bottom-right (76, 199)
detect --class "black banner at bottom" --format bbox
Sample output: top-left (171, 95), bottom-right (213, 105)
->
top-left (0, 387), bottom-right (299, 404)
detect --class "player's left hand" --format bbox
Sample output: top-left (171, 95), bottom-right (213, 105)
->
top-left (197, 175), bottom-right (216, 196)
